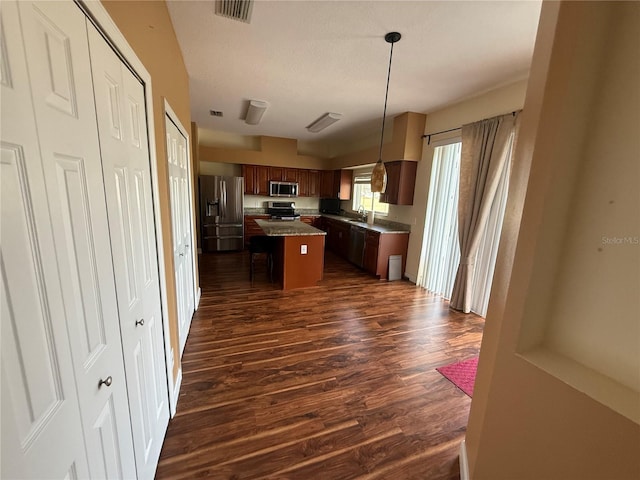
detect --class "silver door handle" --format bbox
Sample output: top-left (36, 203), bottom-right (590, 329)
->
top-left (98, 376), bottom-right (113, 388)
top-left (135, 319), bottom-right (145, 326)
top-left (179, 253), bottom-right (184, 257)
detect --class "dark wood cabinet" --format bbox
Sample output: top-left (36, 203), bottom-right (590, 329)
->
top-left (242, 165), bottom-right (256, 195)
top-left (321, 217), bottom-right (350, 258)
top-left (283, 168), bottom-right (297, 183)
top-left (364, 231), bottom-right (410, 279)
top-left (319, 170), bottom-right (334, 198)
top-left (270, 166), bottom-right (297, 183)
top-left (309, 170), bottom-right (319, 197)
top-left (255, 166), bottom-right (270, 195)
top-left (243, 165), bottom-right (351, 199)
top-left (242, 164), bottom-right (270, 195)
top-left (380, 161), bottom-right (417, 205)
top-left (299, 215), bottom-right (322, 228)
top-left (243, 215), bottom-right (270, 247)
top-left (337, 169), bottom-right (352, 200)
top-left (297, 169), bottom-right (309, 197)
top-left (269, 167), bottom-right (284, 182)
top-left (363, 231), bottom-right (380, 274)
top-left (319, 169), bottom-right (352, 199)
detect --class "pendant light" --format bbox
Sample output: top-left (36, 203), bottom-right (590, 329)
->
top-left (371, 31), bottom-right (401, 193)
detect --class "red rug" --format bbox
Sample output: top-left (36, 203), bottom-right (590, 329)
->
top-left (436, 356), bottom-right (479, 397)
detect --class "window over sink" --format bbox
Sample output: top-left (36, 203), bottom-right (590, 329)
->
top-left (352, 174), bottom-right (389, 215)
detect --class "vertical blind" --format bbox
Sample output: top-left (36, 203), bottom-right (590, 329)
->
top-left (417, 142), bottom-right (461, 298)
top-left (418, 134), bottom-right (514, 317)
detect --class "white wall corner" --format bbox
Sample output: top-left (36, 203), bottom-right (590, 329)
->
top-left (195, 287), bottom-right (202, 310)
top-left (459, 439), bottom-right (470, 480)
top-left (171, 367), bottom-right (183, 418)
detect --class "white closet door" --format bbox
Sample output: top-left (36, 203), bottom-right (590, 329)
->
top-left (166, 117), bottom-right (194, 355)
top-left (16, 1), bottom-right (136, 477)
top-left (87, 24), bottom-right (170, 480)
top-left (0, 2), bottom-right (90, 477)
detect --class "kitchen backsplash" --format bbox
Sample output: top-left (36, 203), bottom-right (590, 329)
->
top-left (244, 195), bottom-right (320, 210)
top-left (244, 198), bottom-right (412, 232)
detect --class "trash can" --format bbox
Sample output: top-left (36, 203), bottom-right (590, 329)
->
top-left (388, 255), bottom-right (402, 281)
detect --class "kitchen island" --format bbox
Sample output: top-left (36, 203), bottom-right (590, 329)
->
top-left (254, 219), bottom-right (326, 290)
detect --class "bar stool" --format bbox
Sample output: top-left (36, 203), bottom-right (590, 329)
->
top-left (249, 235), bottom-right (274, 284)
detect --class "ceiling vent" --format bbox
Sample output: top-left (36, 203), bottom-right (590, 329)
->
top-left (210, 110), bottom-right (224, 117)
top-left (215, 0), bottom-right (254, 24)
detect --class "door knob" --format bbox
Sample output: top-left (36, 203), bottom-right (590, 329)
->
top-left (98, 376), bottom-right (113, 388)
top-left (179, 253), bottom-right (184, 257)
top-left (135, 318), bottom-right (145, 326)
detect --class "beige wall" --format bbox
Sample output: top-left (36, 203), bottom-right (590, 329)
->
top-left (200, 136), bottom-right (326, 170)
top-left (403, 80), bottom-right (528, 282)
top-left (466, 2), bottom-right (640, 478)
top-left (327, 112), bottom-right (426, 170)
top-left (101, 0), bottom-right (192, 381)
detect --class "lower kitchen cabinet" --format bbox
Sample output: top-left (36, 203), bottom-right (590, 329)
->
top-left (323, 218), bottom-right (350, 257)
top-left (300, 215), bottom-right (322, 228)
top-left (244, 215), bottom-right (270, 247)
top-left (318, 216), bottom-right (410, 279)
top-left (363, 231), bottom-right (410, 279)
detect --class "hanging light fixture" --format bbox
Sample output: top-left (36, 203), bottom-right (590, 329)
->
top-left (371, 31), bottom-right (401, 193)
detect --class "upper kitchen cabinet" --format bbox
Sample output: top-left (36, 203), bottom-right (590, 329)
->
top-left (320, 169), bottom-right (352, 200)
top-left (380, 161), bottom-right (417, 205)
top-left (297, 168), bottom-right (320, 197)
top-left (268, 166), bottom-right (298, 183)
top-left (282, 168), bottom-right (298, 183)
top-left (242, 164), bottom-right (256, 194)
top-left (269, 166), bottom-right (284, 181)
top-left (242, 164), bottom-right (270, 195)
top-left (297, 169), bottom-right (309, 196)
top-left (242, 164), bottom-right (349, 199)
top-left (308, 170), bottom-right (320, 197)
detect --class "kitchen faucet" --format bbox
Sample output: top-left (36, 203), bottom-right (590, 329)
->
top-left (357, 205), bottom-right (367, 222)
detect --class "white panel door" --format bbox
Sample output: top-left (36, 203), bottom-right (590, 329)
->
top-left (16, 1), bottom-right (136, 478)
top-left (166, 117), bottom-right (194, 355)
top-left (0, 2), bottom-right (90, 477)
top-left (87, 24), bottom-right (170, 480)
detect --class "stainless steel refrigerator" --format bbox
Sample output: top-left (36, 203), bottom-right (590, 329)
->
top-left (199, 175), bottom-right (244, 252)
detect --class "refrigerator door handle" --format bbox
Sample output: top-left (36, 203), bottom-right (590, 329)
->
top-left (221, 179), bottom-right (227, 218)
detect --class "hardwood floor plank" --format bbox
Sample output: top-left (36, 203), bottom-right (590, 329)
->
top-left (156, 251), bottom-right (484, 479)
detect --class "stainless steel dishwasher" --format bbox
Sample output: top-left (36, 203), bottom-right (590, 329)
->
top-left (348, 225), bottom-right (366, 267)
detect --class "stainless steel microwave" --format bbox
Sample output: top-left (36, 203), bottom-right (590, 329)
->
top-left (269, 181), bottom-right (298, 197)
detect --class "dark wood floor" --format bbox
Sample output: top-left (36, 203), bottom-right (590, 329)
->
top-left (156, 251), bottom-right (484, 479)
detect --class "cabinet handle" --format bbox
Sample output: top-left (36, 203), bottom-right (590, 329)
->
top-left (135, 318), bottom-right (145, 327)
top-left (98, 376), bottom-right (113, 388)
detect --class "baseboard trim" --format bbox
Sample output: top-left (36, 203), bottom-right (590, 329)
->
top-left (171, 368), bottom-right (182, 418)
top-left (195, 287), bottom-right (201, 310)
top-left (459, 439), bottom-right (470, 480)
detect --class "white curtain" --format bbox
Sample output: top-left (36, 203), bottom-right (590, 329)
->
top-left (450, 113), bottom-right (516, 313)
top-left (469, 154), bottom-right (511, 316)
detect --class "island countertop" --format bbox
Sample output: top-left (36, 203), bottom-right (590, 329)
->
top-left (255, 219), bottom-right (327, 237)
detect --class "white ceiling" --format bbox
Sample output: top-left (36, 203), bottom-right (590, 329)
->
top-left (167, 0), bottom-right (541, 151)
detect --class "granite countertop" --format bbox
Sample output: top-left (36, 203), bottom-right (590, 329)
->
top-left (320, 214), bottom-right (411, 234)
top-left (255, 219), bottom-right (326, 237)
